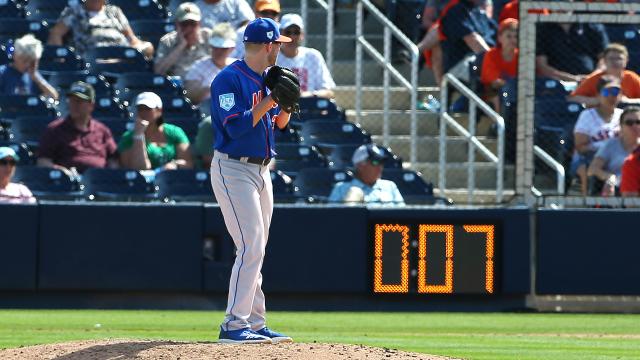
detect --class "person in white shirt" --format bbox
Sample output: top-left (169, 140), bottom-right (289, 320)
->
top-left (276, 13), bottom-right (336, 99)
top-left (194, 0), bottom-right (254, 30)
top-left (184, 22), bottom-right (237, 105)
top-left (231, 0), bottom-right (281, 59)
top-left (571, 75), bottom-right (623, 195)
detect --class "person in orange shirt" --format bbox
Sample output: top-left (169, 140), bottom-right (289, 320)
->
top-left (621, 146), bottom-right (640, 197)
top-left (480, 18), bottom-right (518, 111)
top-left (568, 43), bottom-right (640, 107)
top-left (417, 0), bottom-right (459, 86)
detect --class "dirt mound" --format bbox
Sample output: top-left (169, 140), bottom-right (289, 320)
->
top-left (0, 339), bottom-right (459, 360)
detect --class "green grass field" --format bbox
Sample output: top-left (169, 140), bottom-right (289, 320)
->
top-left (0, 310), bottom-right (639, 360)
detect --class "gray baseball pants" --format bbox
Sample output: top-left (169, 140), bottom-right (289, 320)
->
top-left (210, 151), bottom-right (273, 331)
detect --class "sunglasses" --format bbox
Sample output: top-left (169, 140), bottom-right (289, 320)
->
top-left (624, 119), bottom-right (640, 126)
top-left (0, 158), bottom-right (17, 166)
top-left (369, 159), bottom-right (383, 166)
top-left (283, 28), bottom-right (301, 36)
top-left (600, 87), bottom-right (621, 97)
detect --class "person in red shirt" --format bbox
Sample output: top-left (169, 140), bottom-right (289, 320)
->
top-left (37, 81), bottom-right (118, 175)
top-left (417, 0), bottom-right (459, 85)
top-left (568, 43), bottom-right (640, 108)
top-left (480, 18), bottom-right (518, 111)
top-left (621, 146), bottom-right (640, 197)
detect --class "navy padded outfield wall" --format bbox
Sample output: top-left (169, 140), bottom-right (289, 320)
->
top-left (0, 204), bottom-right (38, 290)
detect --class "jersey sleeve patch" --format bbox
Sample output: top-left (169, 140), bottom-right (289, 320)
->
top-left (219, 93), bottom-right (235, 111)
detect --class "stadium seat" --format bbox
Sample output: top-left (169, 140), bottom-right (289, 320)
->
top-left (605, 24), bottom-right (640, 53)
top-left (82, 168), bottom-right (157, 201)
top-left (273, 143), bottom-right (326, 177)
top-left (7, 116), bottom-right (55, 147)
top-left (93, 96), bottom-right (130, 119)
top-left (24, 0), bottom-right (70, 22)
top-left (535, 77), bottom-right (570, 99)
top-left (47, 72), bottom-right (115, 98)
top-left (380, 168), bottom-right (445, 205)
top-left (0, 43), bottom-right (10, 65)
top-left (100, 118), bottom-right (134, 143)
top-left (115, 72), bottom-right (184, 104)
top-left (13, 165), bottom-right (83, 200)
top-left (108, 0), bottom-right (168, 20)
top-left (274, 127), bottom-right (300, 143)
top-left (300, 120), bottom-right (371, 149)
top-left (39, 46), bottom-right (85, 73)
top-left (85, 46), bottom-right (152, 75)
top-left (159, 96), bottom-right (202, 120)
top-left (292, 167), bottom-right (353, 203)
top-left (0, 95), bottom-right (59, 120)
top-left (296, 96), bottom-right (345, 122)
top-left (155, 169), bottom-right (214, 202)
top-left (130, 19), bottom-right (175, 48)
top-left (327, 144), bottom-right (403, 169)
top-left (0, 19), bottom-right (49, 43)
top-left (0, 0), bottom-right (24, 18)
top-left (534, 99), bottom-right (583, 128)
top-left (0, 141), bottom-right (35, 165)
top-left (628, 50), bottom-right (640, 74)
top-left (270, 170), bottom-right (297, 203)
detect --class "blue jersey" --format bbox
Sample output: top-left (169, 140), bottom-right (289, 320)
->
top-left (210, 59), bottom-right (281, 158)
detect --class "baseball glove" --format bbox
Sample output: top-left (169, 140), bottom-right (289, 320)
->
top-left (264, 66), bottom-right (301, 113)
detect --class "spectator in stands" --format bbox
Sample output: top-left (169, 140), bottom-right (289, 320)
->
top-left (439, 0), bottom-right (496, 82)
top-left (0, 147), bottom-right (35, 204)
top-left (536, 21), bottom-right (609, 82)
top-left (328, 144), bottom-right (405, 205)
top-left (588, 106), bottom-right (640, 196)
top-left (47, 0), bottom-right (154, 59)
top-left (498, 0), bottom-right (549, 22)
top-left (480, 18), bottom-right (518, 111)
top-left (119, 92), bottom-right (193, 171)
top-left (231, 0), bottom-right (281, 59)
top-left (38, 82), bottom-right (118, 175)
top-left (194, 116), bottom-right (214, 169)
top-left (572, 76), bottom-right (623, 195)
top-left (0, 34), bottom-right (58, 100)
top-left (276, 13), bottom-right (336, 99)
top-left (417, 0), bottom-right (457, 86)
top-left (195, 0), bottom-right (254, 30)
top-left (154, 2), bottom-right (212, 78)
top-left (621, 146), bottom-right (640, 197)
top-left (568, 43), bottom-right (640, 108)
top-left (184, 23), bottom-right (237, 105)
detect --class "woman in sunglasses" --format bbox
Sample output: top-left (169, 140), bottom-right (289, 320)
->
top-left (587, 106), bottom-right (640, 196)
top-left (0, 147), bottom-right (35, 204)
top-left (572, 76), bottom-right (623, 195)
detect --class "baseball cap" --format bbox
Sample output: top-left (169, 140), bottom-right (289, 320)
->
top-left (352, 144), bottom-right (388, 166)
top-left (0, 146), bottom-right (19, 161)
top-left (254, 0), bottom-right (281, 13)
top-left (243, 18), bottom-right (291, 43)
top-left (135, 92), bottom-right (163, 109)
top-left (174, 2), bottom-right (201, 22)
top-left (209, 23), bottom-right (237, 48)
top-left (498, 18), bottom-right (518, 34)
top-left (67, 81), bottom-right (95, 102)
top-left (280, 13), bottom-right (304, 31)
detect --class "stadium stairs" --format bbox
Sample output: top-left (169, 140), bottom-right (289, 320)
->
top-left (282, 0), bottom-right (515, 204)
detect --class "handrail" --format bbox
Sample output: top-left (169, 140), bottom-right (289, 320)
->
top-left (439, 73), bottom-right (505, 203)
top-left (533, 145), bottom-right (565, 196)
top-left (356, 0), bottom-right (420, 163)
top-left (301, 0), bottom-right (333, 72)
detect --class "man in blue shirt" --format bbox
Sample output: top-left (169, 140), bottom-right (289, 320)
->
top-left (209, 17), bottom-right (294, 344)
top-left (329, 144), bottom-right (405, 205)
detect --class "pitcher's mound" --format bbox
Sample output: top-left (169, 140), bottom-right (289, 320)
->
top-left (0, 339), bottom-right (460, 359)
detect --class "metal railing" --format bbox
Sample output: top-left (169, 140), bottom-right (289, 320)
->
top-left (533, 145), bottom-right (565, 197)
top-left (300, 0), bottom-right (334, 72)
top-left (355, 0), bottom-right (420, 164)
top-left (439, 73), bottom-right (505, 203)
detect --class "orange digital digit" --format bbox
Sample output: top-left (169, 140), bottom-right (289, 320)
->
top-left (463, 225), bottom-right (495, 294)
top-left (373, 224), bottom-right (410, 293)
top-left (417, 225), bottom-right (454, 293)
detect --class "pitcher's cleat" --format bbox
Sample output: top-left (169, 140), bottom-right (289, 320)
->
top-left (256, 327), bottom-right (293, 343)
top-left (218, 327), bottom-right (273, 344)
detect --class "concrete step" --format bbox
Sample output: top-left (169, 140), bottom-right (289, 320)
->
top-left (371, 135), bottom-right (497, 163)
top-left (435, 188), bottom-right (518, 205)
top-left (305, 35), bottom-right (382, 62)
top-left (350, 111), bottom-right (495, 137)
top-left (412, 162), bottom-right (516, 190)
top-left (329, 59), bottom-right (434, 86)
top-left (334, 86), bottom-right (439, 110)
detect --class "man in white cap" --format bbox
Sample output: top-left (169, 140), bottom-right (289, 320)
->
top-left (276, 13), bottom-right (336, 99)
top-left (195, 0), bottom-right (254, 30)
top-left (184, 22), bottom-right (237, 105)
top-left (328, 144), bottom-right (405, 205)
top-left (0, 146), bottom-right (35, 204)
top-left (155, 2), bottom-right (213, 77)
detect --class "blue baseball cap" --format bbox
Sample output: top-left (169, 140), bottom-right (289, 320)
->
top-left (243, 18), bottom-right (291, 43)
